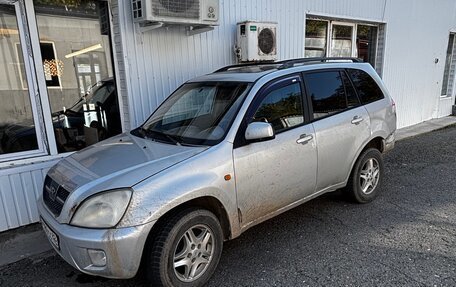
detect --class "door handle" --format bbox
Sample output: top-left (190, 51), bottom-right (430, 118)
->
top-left (351, 116), bottom-right (364, 125)
top-left (297, 134), bottom-right (313, 145)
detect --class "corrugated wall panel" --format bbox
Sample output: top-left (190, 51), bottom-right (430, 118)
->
top-left (116, 0), bottom-right (456, 129)
top-left (0, 162), bottom-right (55, 232)
top-left (118, 0), bottom-right (391, 128)
top-left (110, 0), bottom-right (132, 131)
top-left (381, 0), bottom-right (456, 127)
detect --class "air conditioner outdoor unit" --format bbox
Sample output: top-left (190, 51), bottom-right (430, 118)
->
top-left (132, 0), bottom-right (219, 26)
top-left (236, 21), bottom-right (278, 62)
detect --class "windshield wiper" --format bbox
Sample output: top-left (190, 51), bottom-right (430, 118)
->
top-left (144, 128), bottom-right (181, 146)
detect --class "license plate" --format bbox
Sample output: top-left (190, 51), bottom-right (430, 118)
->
top-left (41, 218), bottom-right (60, 250)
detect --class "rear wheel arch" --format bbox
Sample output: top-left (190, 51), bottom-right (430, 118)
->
top-left (345, 136), bottom-right (385, 185)
top-left (361, 136), bottom-right (384, 154)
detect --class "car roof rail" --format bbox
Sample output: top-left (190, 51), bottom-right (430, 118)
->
top-left (214, 61), bottom-right (277, 73)
top-left (214, 57), bottom-right (363, 73)
top-left (277, 57), bottom-right (363, 69)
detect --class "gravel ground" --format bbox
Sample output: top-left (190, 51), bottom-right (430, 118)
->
top-left (1, 126), bottom-right (456, 287)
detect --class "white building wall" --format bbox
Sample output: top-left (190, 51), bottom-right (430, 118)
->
top-left (382, 0), bottom-right (456, 127)
top-left (117, 0), bottom-right (386, 128)
top-left (116, 0), bottom-right (456, 129)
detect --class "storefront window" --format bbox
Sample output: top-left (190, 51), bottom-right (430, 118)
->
top-left (34, 0), bottom-right (121, 153)
top-left (0, 5), bottom-right (39, 156)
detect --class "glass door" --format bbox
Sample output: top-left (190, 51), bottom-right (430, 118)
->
top-left (0, 2), bottom-right (45, 161)
top-left (329, 22), bottom-right (355, 57)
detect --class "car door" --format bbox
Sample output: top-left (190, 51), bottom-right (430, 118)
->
top-left (233, 75), bottom-right (317, 228)
top-left (303, 69), bottom-right (370, 192)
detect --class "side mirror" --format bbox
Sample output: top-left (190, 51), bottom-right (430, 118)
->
top-left (245, 122), bottom-right (275, 142)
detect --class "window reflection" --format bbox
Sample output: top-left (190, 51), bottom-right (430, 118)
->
top-left (305, 20), bottom-right (328, 58)
top-left (253, 83), bottom-right (304, 133)
top-left (306, 71), bottom-right (347, 119)
top-left (34, 0), bottom-right (120, 153)
top-left (0, 5), bottom-right (39, 155)
top-left (330, 25), bottom-right (353, 57)
top-left (356, 25), bottom-right (378, 67)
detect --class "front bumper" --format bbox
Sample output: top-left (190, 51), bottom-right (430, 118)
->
top-left (38, 197), bottom-right (155, 279)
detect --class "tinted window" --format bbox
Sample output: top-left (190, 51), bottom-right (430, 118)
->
top-left (253, 83), bottom-right (304, 133)
top-left (348, 69), bottom-right (384, 104)
top-left (341, 71), bottom-right (361, 108)
top-left (305, 71), bottom-right (347, 119)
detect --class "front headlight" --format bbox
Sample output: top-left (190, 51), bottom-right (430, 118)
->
top-left (71, 189), bottom-right (132, 228)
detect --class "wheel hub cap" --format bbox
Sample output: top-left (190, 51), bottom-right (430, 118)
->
top-left (173, 224), bottom-right (214, 282)
top-left (359, 158), bottom-right (380, 195)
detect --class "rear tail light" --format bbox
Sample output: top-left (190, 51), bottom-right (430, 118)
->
top-left (391, 98), bottom-right (396, 114)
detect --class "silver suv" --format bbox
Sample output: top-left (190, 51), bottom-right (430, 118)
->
top-left (38, 58), bottom-right (396, 286)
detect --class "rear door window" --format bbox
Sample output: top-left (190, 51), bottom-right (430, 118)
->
top-left (347, 69), bottom-right (384, 104)
top-left (305, 70), bottom-right (359, 119)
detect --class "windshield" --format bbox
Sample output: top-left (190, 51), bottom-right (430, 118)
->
top-left (138, 82), bottom-right (251, 146)
top-left (69, 81), bottom-right (115, 113)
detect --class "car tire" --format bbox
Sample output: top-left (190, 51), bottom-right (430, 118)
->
top-left (345, 148), bottom-right (384, 203)
top-left (146, 208), bottom-right (223, 287)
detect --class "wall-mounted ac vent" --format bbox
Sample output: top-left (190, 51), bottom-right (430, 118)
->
top-left (132, 0), bottom-right (219, 27)
top-left (236, 21), bottom-right (278, 62)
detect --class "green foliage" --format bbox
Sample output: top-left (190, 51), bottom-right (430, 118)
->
top-left (33, 0), bottom-right (96, 9)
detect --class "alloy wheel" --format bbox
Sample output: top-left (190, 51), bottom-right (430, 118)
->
top-left (173, 224), bottom-right (215, 282)
top-left (359, 158), bottom-right (380, 195)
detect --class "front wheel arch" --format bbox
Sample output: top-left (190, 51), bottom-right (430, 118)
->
top-left (139, 196), bottom-right (231, 275)
top-left (145, 208), bottom-right (224, 286)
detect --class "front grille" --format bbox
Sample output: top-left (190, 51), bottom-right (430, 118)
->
top-left (43, 176), bottom-right (70, 217)
top-left (152, 0), bottom-right (200, 19)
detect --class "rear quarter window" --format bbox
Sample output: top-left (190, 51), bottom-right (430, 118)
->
top-left (347, 69), bottom-right (384, 104)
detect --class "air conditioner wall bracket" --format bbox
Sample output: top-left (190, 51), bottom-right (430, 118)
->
top-left (139, 21), bottom-right (164, 33)
top-left (186, 25), bottom-right (215, 36)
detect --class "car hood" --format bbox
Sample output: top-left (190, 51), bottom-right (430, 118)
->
top-left (47, 133), bottom-right (208, 193)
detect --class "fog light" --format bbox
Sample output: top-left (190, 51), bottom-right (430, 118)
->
top-left (88, 249), bottom-right (106, 267)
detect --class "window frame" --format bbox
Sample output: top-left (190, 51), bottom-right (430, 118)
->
top-left (302, 68), bottom-right (362, 123)
top-left (304, 19), bottom-right (330, 58)
top-left (0, 0), bottom-right (117, 166)
top-left (329, 21), bottom-right (357, 58)
top-left (0, 1), bottom-right (48, 163)
top-left (304, 16), bottom-right (381, 71)
top-left (441, 33), bottom-right (456, 98)
top-left (234, 73), bottom-right (309, 148)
